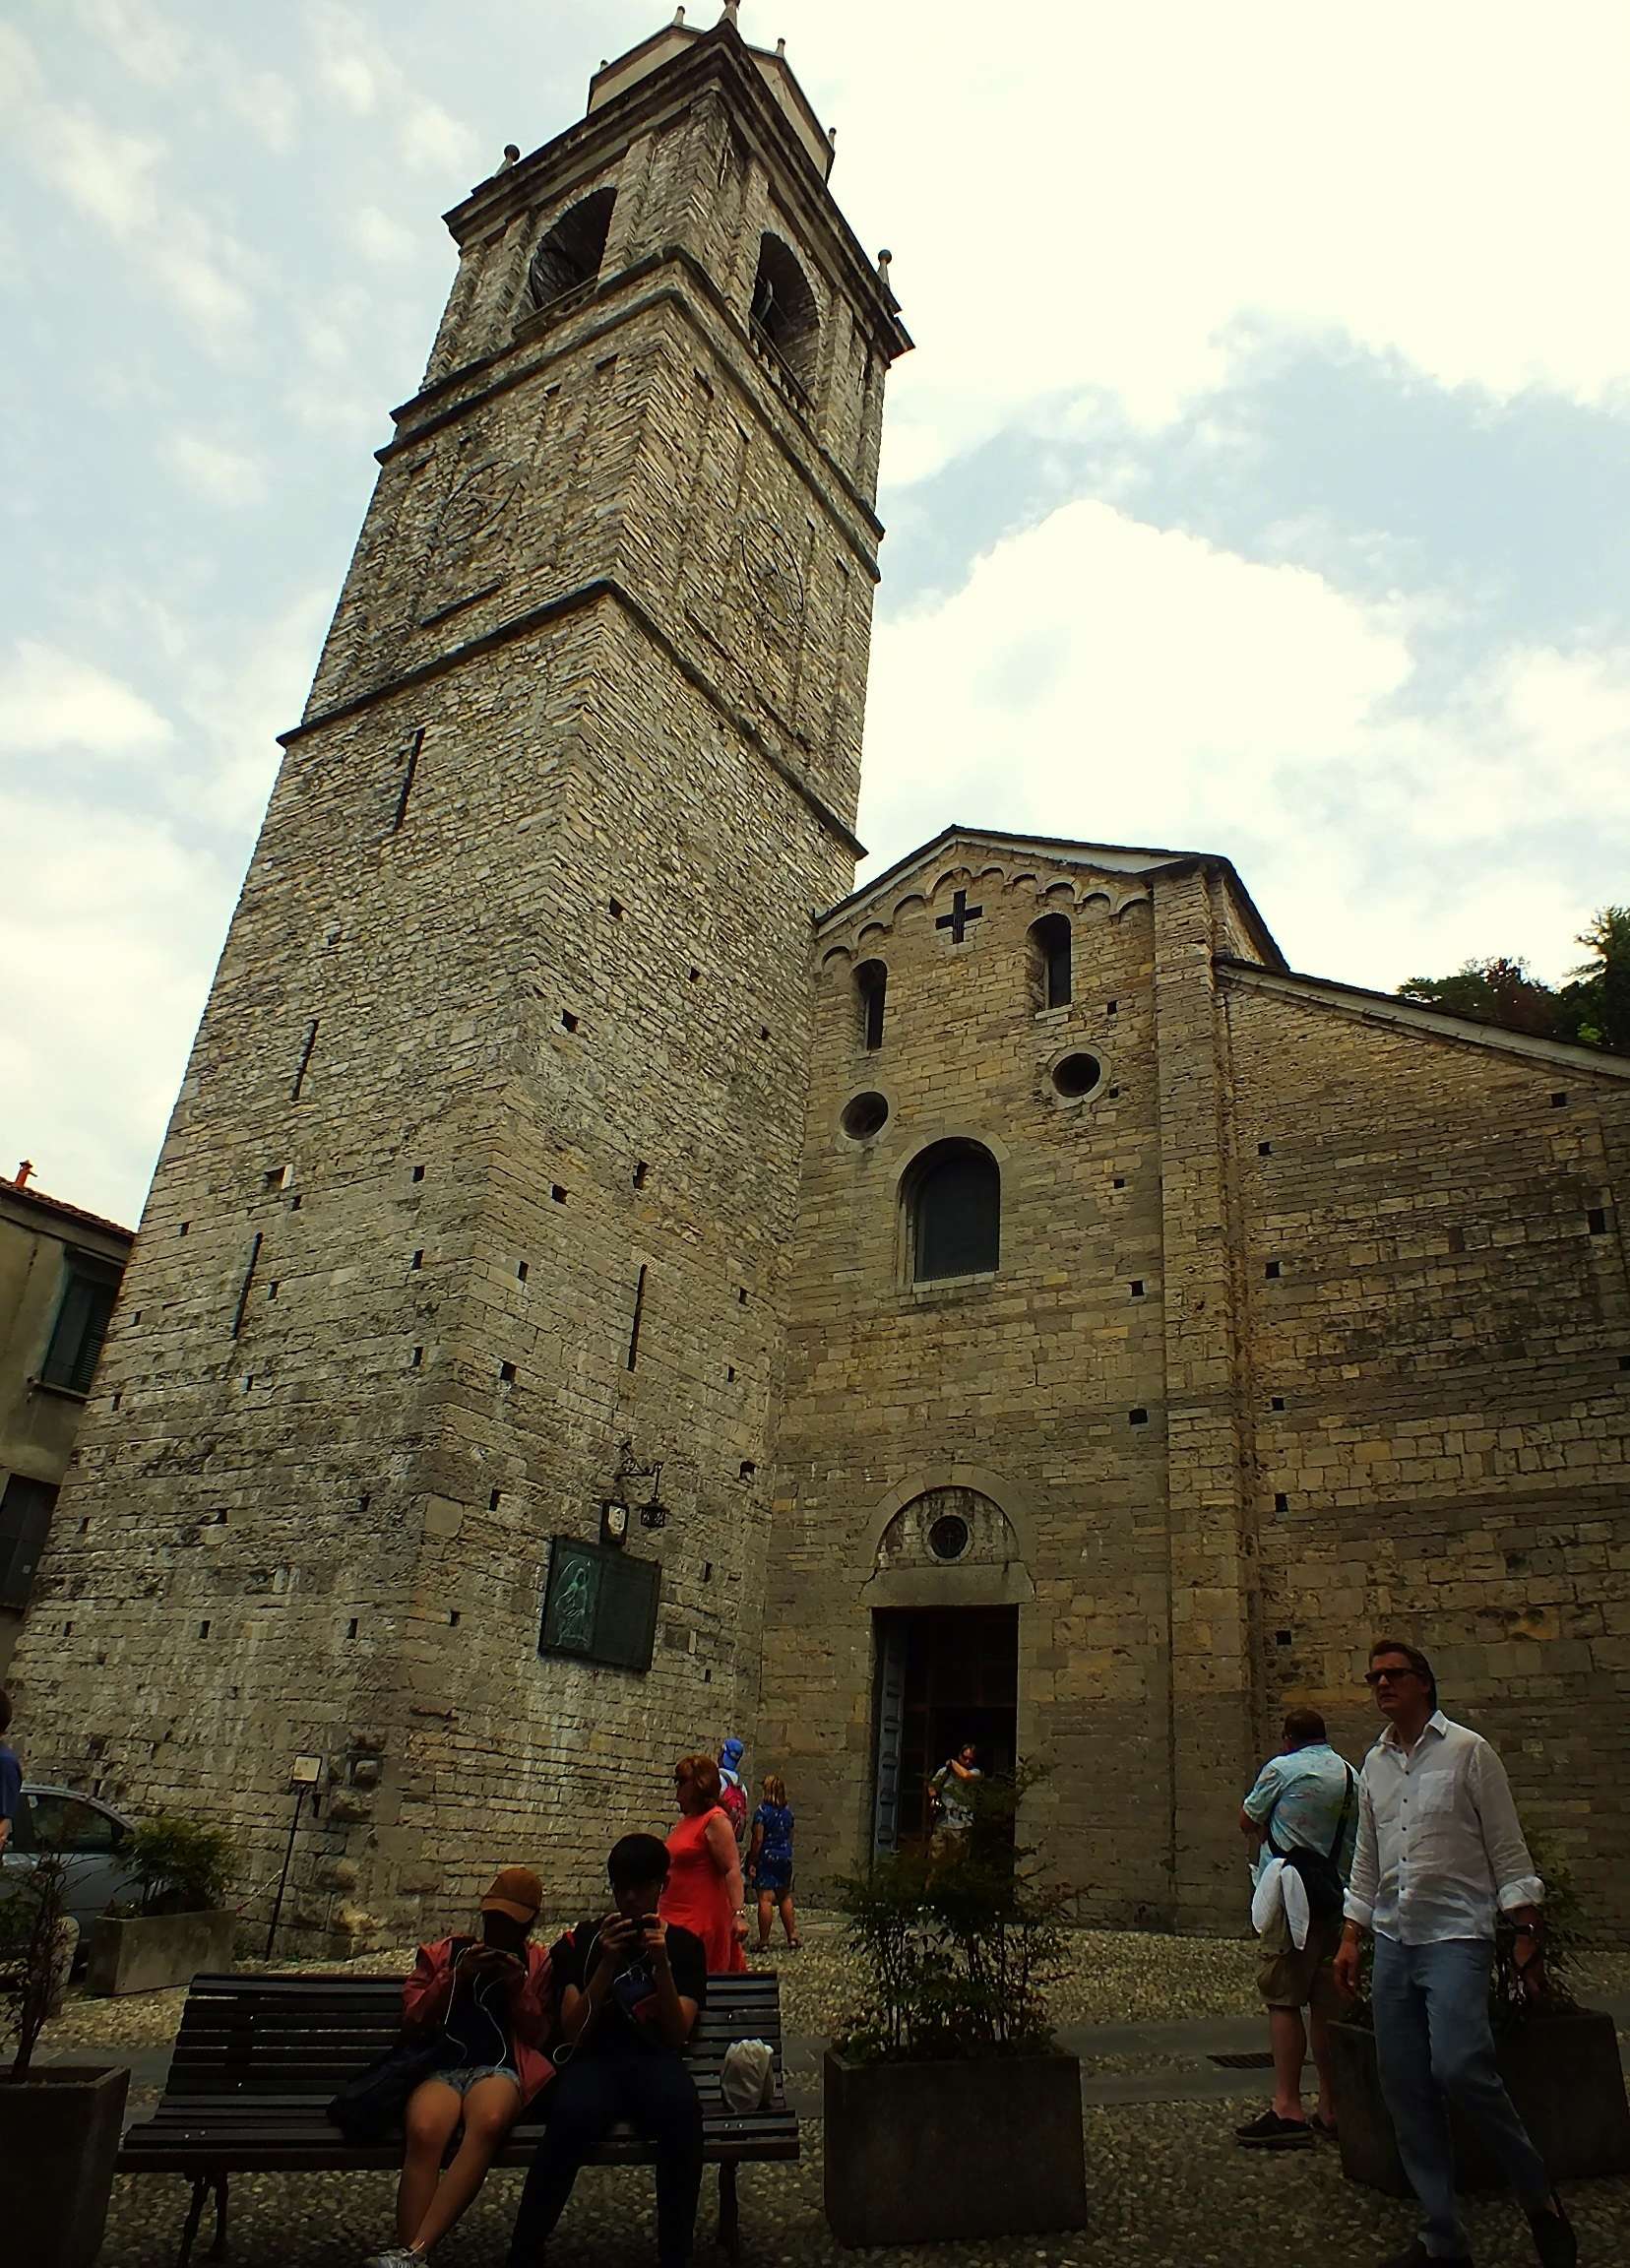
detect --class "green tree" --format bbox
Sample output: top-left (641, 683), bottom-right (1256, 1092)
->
top-left (1398, 909), bottom-right (1629, 1058)
top-left (1559, 905), bottom-right (1630, 1054)
top-left (1397, 956), bottom-right (1566, 1039)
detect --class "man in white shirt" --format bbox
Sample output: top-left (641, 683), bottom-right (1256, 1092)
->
top-left (1333, 1640), bottom-right (1576, 2268)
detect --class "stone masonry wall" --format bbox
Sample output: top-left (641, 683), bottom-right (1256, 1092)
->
top-left (1223, 975), bottom-right (1630, 1924)
top-left (761, 850), bottom-right (1181, 1922)
top-left (12, 26), bottom-right (900, 1945)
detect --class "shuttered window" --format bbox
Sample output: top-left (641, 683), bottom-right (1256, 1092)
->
top-left (0, 1474), bottom-right (58, 1608)
top-left (39, 1259), bottom-right (120, 1395)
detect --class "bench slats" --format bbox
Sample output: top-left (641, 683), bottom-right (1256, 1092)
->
top-left (118, 1970), bottom-right (799, 2192)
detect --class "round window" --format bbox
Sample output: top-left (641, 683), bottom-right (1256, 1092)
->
top-left (1051, 1051), bottom-right (1103, 1101)
top-left (928, 1513), bottom-right (971, 1562)
top-left (841, 1090), bottom-right (890, 1141)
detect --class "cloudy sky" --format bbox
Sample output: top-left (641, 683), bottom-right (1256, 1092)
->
top-left (3, 0), bottom-right (1628, 1226)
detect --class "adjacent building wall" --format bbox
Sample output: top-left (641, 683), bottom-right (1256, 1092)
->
top-left (0, 1179), bottom-right (132, 1678)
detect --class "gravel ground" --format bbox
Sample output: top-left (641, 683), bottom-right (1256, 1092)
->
top-left (94, 2106), bottom-right (1628, 2268)
top-left (41, 1921), bottom-right (1630, 2267)
top-left (38, 1917), bottom-right (1630, 2056)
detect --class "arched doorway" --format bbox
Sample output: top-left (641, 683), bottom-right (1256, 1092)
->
top-left (865, 1484), bottom-right (1027, 1857)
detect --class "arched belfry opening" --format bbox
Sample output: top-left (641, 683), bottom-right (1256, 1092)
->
top-left (750, 231), bottom-right (820, 397)
top-left (526, 187), bottom-right (615, 313)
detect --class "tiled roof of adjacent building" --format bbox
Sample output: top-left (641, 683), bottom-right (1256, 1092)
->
top-left (0, 1173), bottom-right (135, 1244)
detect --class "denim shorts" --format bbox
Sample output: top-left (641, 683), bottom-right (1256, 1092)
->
top-left (429, 2062), bottom-right (520, 2097)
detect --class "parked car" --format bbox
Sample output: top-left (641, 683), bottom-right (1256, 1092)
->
top-left (1, 1784), bottom-right (141, 1934)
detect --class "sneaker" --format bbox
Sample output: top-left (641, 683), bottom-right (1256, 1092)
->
top-left (1528, 2193), bottom-right (1578, 2268)
top-left (1234, 2109), bottom-right (1315, 2149)
top-left (363, 2250), bottom-right (422, 2268)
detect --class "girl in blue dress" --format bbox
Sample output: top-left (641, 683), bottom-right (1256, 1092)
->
top-left (747, 1774), bottom-right (800, 1953)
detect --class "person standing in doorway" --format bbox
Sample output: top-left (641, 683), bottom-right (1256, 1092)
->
top-left (1334, 1640), bottom-right (1576, 2268)
top-left (0, 1690), bottom-right (20, 1855)
top-left (747, 1775), bottom-right (799, 1952)
top-left (928, 1740), bottom-right (979, 1856)
top-left (1233, 1706), bottom-right (1356, 2149)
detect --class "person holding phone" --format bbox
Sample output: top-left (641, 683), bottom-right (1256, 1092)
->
top-left (363, 1866), bottom-right (554, 2268)
top-left (508, 1833), bottom-right (706, 2268)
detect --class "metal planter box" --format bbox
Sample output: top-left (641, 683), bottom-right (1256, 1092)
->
top-left (0, 2063), bottom-right (130, 2268)
top-left (1330, 2006), bottom-right (1630, 2194)
top-left (823, 2046), bottom-right (1088, 2246)
top-left (87, 1908), bottom-right (238, 1995)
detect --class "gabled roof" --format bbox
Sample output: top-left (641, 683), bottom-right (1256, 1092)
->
top-left (816, 824), bottom-right (1288, 971)
top-left (1218, 958), bottom-right (1630, 1080)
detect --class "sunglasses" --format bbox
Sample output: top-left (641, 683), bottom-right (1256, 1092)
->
top-left (1364, 1667), bottom-right (1424, 1686)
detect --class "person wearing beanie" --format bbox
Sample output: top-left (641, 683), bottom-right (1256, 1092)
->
top-left (363, 1866), bottom-right (554, 2268)
top-left (717, 1736), bottom-right (748, 1847)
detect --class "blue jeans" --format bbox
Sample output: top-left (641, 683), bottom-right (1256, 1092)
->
top-left (1371, 1934), bottom-right (1550, 2258)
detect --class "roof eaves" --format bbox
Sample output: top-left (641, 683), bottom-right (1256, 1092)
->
top-left (1216, 958), bottom-right (1630, 1078)
top-left (0, 1181), bottom-right (137, 1242)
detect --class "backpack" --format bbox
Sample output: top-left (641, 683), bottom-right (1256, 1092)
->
top-left (721, 1778), bottom-right (748, 1843)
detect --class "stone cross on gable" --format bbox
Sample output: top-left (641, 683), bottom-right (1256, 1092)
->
top-left (935, 887), bottom-right (983, 945)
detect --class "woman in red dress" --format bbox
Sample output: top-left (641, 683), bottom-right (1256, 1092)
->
top-left (658, 1753), bottom-right (748, 1973)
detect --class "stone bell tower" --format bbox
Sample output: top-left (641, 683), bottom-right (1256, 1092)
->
top-left (13, 8), bottom-right (909, 1941)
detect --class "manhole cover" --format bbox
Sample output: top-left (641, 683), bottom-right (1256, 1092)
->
top-left (1208, 2051), bottom-right (1275, 2070)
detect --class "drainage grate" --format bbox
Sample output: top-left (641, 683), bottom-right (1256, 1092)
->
top-left (1208, 2051), bottom-right (1275, 2070)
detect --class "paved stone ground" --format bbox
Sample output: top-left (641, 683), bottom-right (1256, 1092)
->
top-left (36, 1920), bottom-right (1630, 2268)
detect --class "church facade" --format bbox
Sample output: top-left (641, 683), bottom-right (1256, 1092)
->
top-left (13, 13), bottom-right (1630, 1939)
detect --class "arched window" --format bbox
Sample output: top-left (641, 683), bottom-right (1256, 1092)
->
top-left (750, 232), bottom-right (820, 398)
top-left (855, 959), bottom-right (887, 1051)
top-left (527, 188), bottom-right (615, 313)
top-left (908, 1141), bottom-right (1000, 1283)
top-left (1028, 913), bottom-right (1072, 1010)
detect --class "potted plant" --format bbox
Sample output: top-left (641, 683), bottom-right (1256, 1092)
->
top-left (1329, 1855), bottom-right (1630, 2193)
top-left (823, 1768), bottom-right (1087, 2247)
top-left (0, 1848), bottom-right (131, 2268)
top-left (87, 1813), bottom-right (237, 1995)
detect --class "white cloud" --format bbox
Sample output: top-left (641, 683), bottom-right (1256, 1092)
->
top-left (815, 0), bottom-right (1630, 481)
top-left (162, 432), bottom-right (270, 508)
top-left (399, 94), bottom-right (477, 178)
top-left (221, 67), bottom-right (300, 156)
top-left (0, 641), bottom-right (172, 757)
top-left (0, 791), bottom-right (229, 1226)
top-left (350, 203), bottom-right (418, 265)
top-left (77, 0), bottom-right (191, 87)
top-left (859, 500), bottom-right (1630, 992)
top-left (0, 25), bottom-right (256, 353)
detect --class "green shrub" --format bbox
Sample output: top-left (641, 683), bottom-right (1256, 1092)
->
top-left (132, 1815), bottom-right (234, 1916)
top-left (834, 1764), bottom-right (1071, 2063)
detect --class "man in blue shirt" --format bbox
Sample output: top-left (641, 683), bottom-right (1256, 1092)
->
top-left (0, 1689), bottom-right (21, 1856)
top-left (1234, 1706), bottom-right (1357, 2149)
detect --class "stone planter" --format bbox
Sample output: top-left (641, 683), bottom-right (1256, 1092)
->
top-left (87, 1907), bottom-right (237, 1995)
top-left (0, 2063), bottom-right (130, 2268)
top-left (1330, 2006), bottom-right (1630, 2194)
top-left (823, 2046), bottom-right (1087, 2246)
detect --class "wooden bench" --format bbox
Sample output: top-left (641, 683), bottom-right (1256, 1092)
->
top-left (117, 1970), bottom-right (798, 2267)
